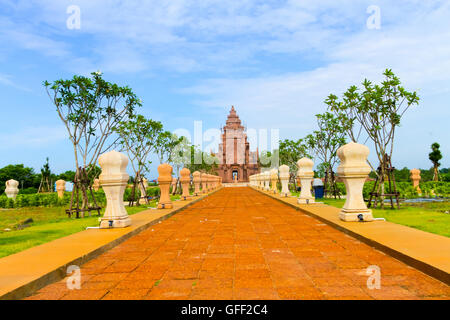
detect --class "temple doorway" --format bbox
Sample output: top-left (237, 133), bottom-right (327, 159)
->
top-left (232, 170), bottom-right (239, 182)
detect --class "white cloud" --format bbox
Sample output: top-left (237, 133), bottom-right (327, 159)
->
top-left (0, 126), bottom-right (68, 148)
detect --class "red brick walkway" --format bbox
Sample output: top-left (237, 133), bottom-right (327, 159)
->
top-left (27, 188), bottom-right (450, 300)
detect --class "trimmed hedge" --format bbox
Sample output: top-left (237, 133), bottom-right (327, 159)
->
top-left (319, 181), bottom-right (449, 199)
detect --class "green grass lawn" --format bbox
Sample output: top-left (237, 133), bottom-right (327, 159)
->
top-left (0, 191), bottom-right (187, 259)
top-left (321, 198), bottom-right (450, 238)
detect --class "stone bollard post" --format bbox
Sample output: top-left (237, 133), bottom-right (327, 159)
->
top-left (180, 168), bottom-right (191, 200)
top-left (410, 169), bottom-right (422, 194)
top-left (297, 158), bottom-right (315, 204)
top-left (98, 151), bottom-right (131, 228)
top-left (208, 174), bottom-right (212, 191)
top-left (157, 164), bottom-right (174, 209)
top-left (171, 177), bottom-right (177, 193)
top-left (201, 173), bottom-right (207, 193)
top-left (55, 179), bottom-right (66, 199)
top-left (263, 171), bottom-right (270, 191)
top-left (193, 171), bottom-right (201, 196)
top-left (5, 179), bottom-right (19, 200)
top-left (270, 168), bottom-right (278, 194)
top-left (337, 142), bottom-right (373, 222)
top-left (279, 165), bottom-right (290, 197)
top-left (93, 178), bottom-right (101, 191)
top-left (143, 178), bottom-right (149, 190)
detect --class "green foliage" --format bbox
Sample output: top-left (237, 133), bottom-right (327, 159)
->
top-left (156, 131), bottom-right (184, 164)
top-left (0, 164), bottom-right (36, 194)
top-left (429, 142), bottom-right (443, 181)
top-left (44, 71), bottom-right (141, 177)
top-left (57, 170), bottom-right (76, 182)
top-left (184, 145), bottom-right (219, 174)
top-left (359, 181), bottom-right (450, 199)
top-left (116, 114), bottom-right (163, 178)
top-left (326, 69), bottom-right (419, 180)
top-left (278, 139), bottom-right (310, 174)
top-left (429, 142), bottom-right (442, 168)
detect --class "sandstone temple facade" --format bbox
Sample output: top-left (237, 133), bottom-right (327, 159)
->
top-left (215, 106), bottom-right (260, 183)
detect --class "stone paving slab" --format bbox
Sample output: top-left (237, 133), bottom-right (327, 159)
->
top-left (254, 187), bottom-right (450, 285)
top-left (25, 187), bottom-right (450, 300)
top-left (0, 190), bottom-right (220, 300)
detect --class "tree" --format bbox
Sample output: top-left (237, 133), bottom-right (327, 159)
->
top-left (170, 136), bottom-right (192, 177)
top-left (306, 112), bottom-right (346, 198)
top-left (115, 114), bottom-right (163, 205)
top-left (44, 71), bottom-right (141, 215)
top-left (155, 131), bottom-right (183, 164)
top-left (326, 69), bottom-right (419, 208)
top-left (0, 164), bottom-right (35, 194)
top-left (38, 157), bottom-right (53, 193)
top-left (429, 142), bottom-right (442, 181)
top-left (58, 170), bottom-right (76, 182)
top-left (278, 139), bottom-right (310, 188)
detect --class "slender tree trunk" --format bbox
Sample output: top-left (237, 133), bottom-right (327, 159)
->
top-left (379, 165), bottom-right (385, 210)
top-left (433, 165), bottom-right (439, 181)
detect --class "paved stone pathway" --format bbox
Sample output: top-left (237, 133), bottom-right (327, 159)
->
top-left (27, 188), bottom-right (450, 300)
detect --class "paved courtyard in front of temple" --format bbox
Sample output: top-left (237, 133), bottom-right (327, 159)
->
top-left (27, 188), bottom-right (450, 300)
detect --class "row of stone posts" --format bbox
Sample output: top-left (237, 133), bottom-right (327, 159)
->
top-left (250, 142), bottom-right (378, 222)
top-left (157, 164), bottom-right (222, 210)
top-left (96, 151), bottom-right (223, 228)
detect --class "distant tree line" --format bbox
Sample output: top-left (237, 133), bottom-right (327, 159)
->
top-left (0, 164), bottom-right (76, 194)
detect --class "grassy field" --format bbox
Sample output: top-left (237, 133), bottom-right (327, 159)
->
top-left (0, 195), bottom-right (182, 259)
top-left (321, 198), bottom-right (450, 238)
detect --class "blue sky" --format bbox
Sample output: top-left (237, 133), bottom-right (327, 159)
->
top-left (0, 0), bottom-right (449, 179)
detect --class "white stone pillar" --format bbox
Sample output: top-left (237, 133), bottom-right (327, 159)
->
top-left (337, 142), bottom-right (373, 222)
top-left (171, 177), bottom-right (177, 193)
top-left (5, 179), bottom-right (19, 200)
top-left (180, 168), bottom-right (191, 200)
top-left (98, 151), bottom-right (131, 228)
top-left (158, 164), bottom-right (173, 209)
top-left (93, 178), bottom-right (101, 191)
top-left (264, 171), bottom-right (270, 191)
top-left (279, 165), bottom-right (290, 197)
top-left (55, 179), bottom-right (66, 199)
top-left (297, 158), bottom-right (315, 204)
top-left (201, 173), bottom-right (207, 193)
top-left (270, 168), bottom-right (278, 193)
top-left (193, 171), bottom-right (201, 196)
